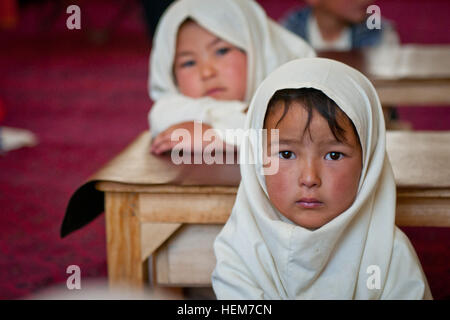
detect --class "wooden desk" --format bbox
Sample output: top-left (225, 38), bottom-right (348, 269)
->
top-left (93, 131), bottom-right (450, 288)
top-left (318, 45), bottom-right (450, 106)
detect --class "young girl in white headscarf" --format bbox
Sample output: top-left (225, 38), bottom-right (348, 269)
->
top-left (212, 58), bottom-right (432, 299)
top-left (148, 0), bottom-right (315, 154)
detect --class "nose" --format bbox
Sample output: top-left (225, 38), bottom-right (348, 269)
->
top-left (200, 60), bottom-right (216, 80)
top-left (299, 160), bottom-right (321, 189)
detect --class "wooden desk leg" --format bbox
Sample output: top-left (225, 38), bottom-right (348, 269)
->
top-left (105, 192), bottom-right (147, 289)
top-left (141, 223), bottom-right (184, 299)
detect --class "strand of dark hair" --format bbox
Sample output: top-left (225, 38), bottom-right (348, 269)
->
top-left (265, 88), bottom-right (355, 143)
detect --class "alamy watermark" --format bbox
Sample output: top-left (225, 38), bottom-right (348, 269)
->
top-left (63, 4), bottom-right (380, 33)
top-left (66, 5), bottom-right (81, 30)
top-left (366, 265), bottom-right (381, 290)
top-left (366, 5), bottom-right (381, 30)
top-left (168, 122), bottom-right (280, 175)
top-left (66, 264), bottom-right (81, 290)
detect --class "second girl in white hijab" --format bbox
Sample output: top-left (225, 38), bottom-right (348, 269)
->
top-left (148, 0), bottom-right (315, 154)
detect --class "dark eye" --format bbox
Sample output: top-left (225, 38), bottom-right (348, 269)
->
top-left (180, 60), bottom-right (195, 68)
top-left (216, 47), bottom-right (231, 56)
top-left (279, 151), bottom-right (296, 160)
top-left (325, 152), bottom-right (344, 160)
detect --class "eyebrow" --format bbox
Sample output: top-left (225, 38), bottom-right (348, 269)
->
top-left (275, 138), bottom-right (301, 145)
top-left (319, 138), bottom-right (350, 146)
top-left (175, 51), bottom-right (194, 58)
top-left (207, 37), bottom-right (224, 48)
top-left (273, 137), bottom-right (352, 147)
top-left (175, 38), bottom-right (224, 58)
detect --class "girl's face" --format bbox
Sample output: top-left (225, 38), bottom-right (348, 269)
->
top-left (264, 102), bottom-right (362, 229)
top-left (173, 20), bottom-right (248, 101)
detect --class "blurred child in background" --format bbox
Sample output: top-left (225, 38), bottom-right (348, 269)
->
top-left (148, 0), bottom-right (315, 155)
top-left (282, 0), bottom-right (399, 51)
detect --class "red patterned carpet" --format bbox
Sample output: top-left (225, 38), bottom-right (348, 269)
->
top-left (0, 0), bottom-right (449, 300)
top-left (0, 0), bottom-right (151, 299)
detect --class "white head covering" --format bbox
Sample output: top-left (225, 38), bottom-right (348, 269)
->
top-left (212, 58), bottom-right (432, 299)
top-left (148, 0), bottom-right (315, 138)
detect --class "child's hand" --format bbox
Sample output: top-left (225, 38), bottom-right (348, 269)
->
top-left (150, 121), bottom-right (224, 155)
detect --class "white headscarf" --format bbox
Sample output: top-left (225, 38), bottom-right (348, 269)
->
top-left (148, 0), bottom-right (315, 139)
top-left (212, 58), bottom-right (432, 299)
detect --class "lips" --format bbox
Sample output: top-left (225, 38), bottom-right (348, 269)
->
top-left (296, 198), bottom-right (323, 209)
top-left (204, 87), bottom-right (226, 97)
